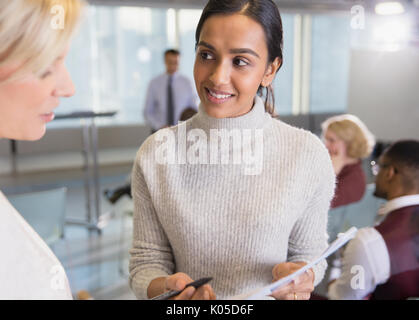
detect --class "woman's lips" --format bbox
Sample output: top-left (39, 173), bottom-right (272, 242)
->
top-left (40, 112), bottom-right (55, 123)
top-left (205, 87), bottom-right (235, 104)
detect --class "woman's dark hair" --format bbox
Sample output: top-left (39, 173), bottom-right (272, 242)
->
top-left (180, 107), bottom-right (198, 121)
top-left (195, 0), bottom-right (283, 116)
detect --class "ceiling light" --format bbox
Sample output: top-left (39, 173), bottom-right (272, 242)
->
top-left (375, 2), bottom-right (405, 15)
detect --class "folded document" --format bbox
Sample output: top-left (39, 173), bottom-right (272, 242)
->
top-left (230, 227), bottom-right (358, 300)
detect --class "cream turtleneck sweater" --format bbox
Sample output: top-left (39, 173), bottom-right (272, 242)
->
top-left (129, 96), bottom-right (335, 300)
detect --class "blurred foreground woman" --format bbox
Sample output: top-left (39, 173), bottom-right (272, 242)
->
top-left (0, 0), bottom-right (84, 299)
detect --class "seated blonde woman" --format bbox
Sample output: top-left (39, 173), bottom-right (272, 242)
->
top-left (0, 0), bottom-right (84, 299)
top-left (322, 114), bottom-right (375, 209)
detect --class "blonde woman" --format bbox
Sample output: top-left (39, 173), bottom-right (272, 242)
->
top-left (322, 114), bottom-right (375, 208)
top-left (0, 0), bottom-right (84, 299)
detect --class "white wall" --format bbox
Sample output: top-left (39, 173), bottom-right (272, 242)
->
top-left (347, 48), bottom-right (419, 141)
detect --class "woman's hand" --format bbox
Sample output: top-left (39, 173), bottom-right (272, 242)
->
top-left (270, 262), bottom-right (315, 300)
top-left (164, 272), bottom-right (216, 300)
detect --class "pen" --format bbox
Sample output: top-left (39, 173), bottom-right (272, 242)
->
top-left (150, 277), bottom-right (213, 300)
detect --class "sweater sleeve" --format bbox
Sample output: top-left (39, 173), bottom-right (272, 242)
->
top-left (287, 136), bottom-right (336, 287)
top-left (128, 149), bottom-right (175, 299)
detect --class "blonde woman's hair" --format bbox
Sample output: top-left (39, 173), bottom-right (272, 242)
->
top-left (0, 0), bottom-right (84, 83)
top-left (322, 114), bottom-right (376, 159)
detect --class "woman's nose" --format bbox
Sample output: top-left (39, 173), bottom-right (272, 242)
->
top-left (208, 61), bottom-right (231, 86)
top-left (53, 65), bottom-right (75, 98)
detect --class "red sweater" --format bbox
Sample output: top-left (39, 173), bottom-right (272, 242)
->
top-left (331, 160), bottom-right (366, 209)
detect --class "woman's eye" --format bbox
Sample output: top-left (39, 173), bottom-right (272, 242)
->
top-left (40, 59), bottom-right (61, 79)
top-left (200, 52), bottom-right (214, 60)
top-left (40, 70), bottom-right (52, 79)
top-left (233, 58), bottom-right (248, 67)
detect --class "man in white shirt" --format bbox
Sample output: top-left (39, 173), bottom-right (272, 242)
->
top-left (143, 49), bottom-right (197, 133)
top-left (328, 140), bottom-right (419, 300)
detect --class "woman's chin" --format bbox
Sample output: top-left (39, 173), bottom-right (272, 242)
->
top-left (24, 126), bottom-right (47, 141)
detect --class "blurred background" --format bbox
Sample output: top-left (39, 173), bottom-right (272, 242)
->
top-left (0, 0), bottom-right (418, 299)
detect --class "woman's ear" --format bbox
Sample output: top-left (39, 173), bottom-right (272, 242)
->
top-left (261, 57), bottom-right (282, 87)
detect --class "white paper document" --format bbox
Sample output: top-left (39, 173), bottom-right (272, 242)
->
top-left (229, 227), bottom-right (358, 300)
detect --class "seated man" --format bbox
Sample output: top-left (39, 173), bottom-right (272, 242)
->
top-left (328, 140), bottom-right (419, 300)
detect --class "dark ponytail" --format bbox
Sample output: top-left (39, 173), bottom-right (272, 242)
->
top-left (195, 0), bottom-right (283, 116)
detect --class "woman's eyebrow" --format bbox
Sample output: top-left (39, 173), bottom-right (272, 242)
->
top-left (230, 48), bottom-right (260, 59)
top-left (197, 41), bottom-right (260, 59)
top-left (197, 41), bottom-right (216, 51)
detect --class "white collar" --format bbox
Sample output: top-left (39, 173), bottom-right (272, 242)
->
top-left (378, 194), bottom-right (419, 216)
top-left (167, 72), bottom-right (178, 78)
top-left (194, 95), bottom-right (270, 133)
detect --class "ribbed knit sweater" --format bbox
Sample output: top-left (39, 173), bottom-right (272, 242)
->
top-left (129, 96), bottom-right (336, 300)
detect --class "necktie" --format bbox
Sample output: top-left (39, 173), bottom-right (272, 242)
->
top-left (167, 75), bottom-right (174, 126)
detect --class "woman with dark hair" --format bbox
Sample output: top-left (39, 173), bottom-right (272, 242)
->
top-left (129, 0), bottom-right (335, 300)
